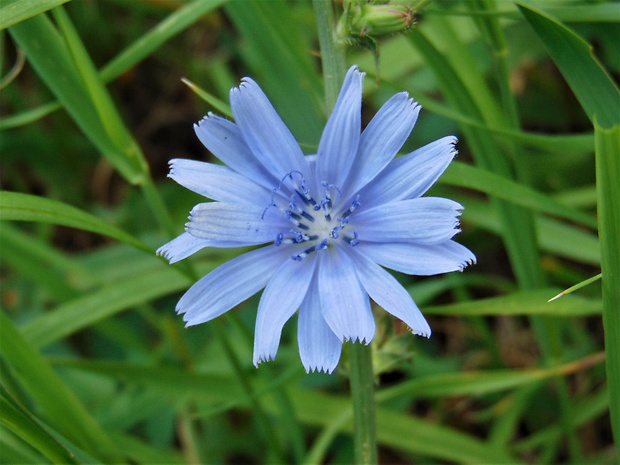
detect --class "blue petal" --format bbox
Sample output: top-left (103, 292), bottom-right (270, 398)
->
top-left (253, 254), bottom-right (317, 366)
top-left (318, 247), bottom-right (375, 343)
top-left (351, 197), bottom-right (463, 244)
top-left (156, 232), bottom-right (211, 264)
top-left (315, 66), bottom-right (364, 190)
top-left (179, 245), bottom-right (291, 326)
top-left (186, 202), bottom-right (290, 245)
top-left (230, 78), bottom-right (310, 180)
top-left (168, 159), bottom-right (271, 204)
top-left (360, 136), bottom-right (457, 209)
top-left (346, 249), bottom-right (431, 337)
top-left (344, 93), bottom-right (420, 198)
top-left (360, 241), bottom-right (476, 276)
top-left (194, 115), bottom-right (276, 189)
top-left (298, 275), bottom-right (342, 374)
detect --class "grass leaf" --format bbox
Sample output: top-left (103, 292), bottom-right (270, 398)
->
top-left (0, 191), bottom-right (150, 253)
top-left (595, 121), bottom-right (620, 445)
top-left (8, 13), bottom-right (147, 184)
top-left (0, 0), bottom-right (68, 30)
top-left (0, 385), bottom-right (80, 465)
top-left (0, 311), bottom-right (119, 463)
top-left (517, 3), bottom-right (620, 129)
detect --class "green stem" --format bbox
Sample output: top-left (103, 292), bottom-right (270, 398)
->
top-left (476, 2), bottom-right (584, 459)
top-left (313, 0), bottom-right (346, 112)
top-left (349, 342), bottom-right (378, 465)
top-left (595, 122), bottom-right (620, 449)
top-left (213, 318), bottom-right (287, 464)
top-left (140, 176), bottom-right (176, 239)
top-left (313, 2), bottom-right (378, 462)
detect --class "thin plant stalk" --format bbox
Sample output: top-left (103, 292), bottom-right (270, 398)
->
top-left (313, 1), bottom-right (378, 463)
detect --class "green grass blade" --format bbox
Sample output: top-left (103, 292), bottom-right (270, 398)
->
top-left (409, 17), bottom-right (544, 289)
top-left (55, 359), bottom-right (518, 463)
top-left (0, 101), bottom-right (60, 130)
top-left (0, 0), bottom-right (68, 30)
top-left (8, 13), bottom-right (147, 184)
top-left (0, 224), bottom-right (83, 300)
top-left (0, 385), bottom-right (80, 465)
top-left (377, 352), bottom-right (604, 401)
top-left (0, 311), bottom-right (119, 463)
top-left (181, 77), bottom-right (232, 118)
top-left (21, 263), bottom-right (211, 349)
top-left (2, 0), bottom-right (227, 130)
top-left (442, 162), bottom-right (597, 229)
top-left (463, 198), bottom-right (601, 266)
top-left (517, 3), bottom-right (620, 129)
top-left (51, 6), bottom-right (146, 178)
top-left (595, 122), bottom-right (620, 447)
top-left (422, 289), bottom-right (601, 317)
top-left (0, 191), bottom-right (150, 253)
top-left (100, 0), bottom-right (228, 82)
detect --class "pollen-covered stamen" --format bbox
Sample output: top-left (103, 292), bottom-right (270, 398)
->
top-left (291, 239), bottom-right (329, 261)
top-left (348, 231), bottom-right (360, 247)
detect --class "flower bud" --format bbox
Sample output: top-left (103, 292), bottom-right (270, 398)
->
top-left (337, 2), bottom-right (416, 40)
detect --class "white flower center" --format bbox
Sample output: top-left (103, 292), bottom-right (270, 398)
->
top-left (263, 172), bottom-right (361, 261)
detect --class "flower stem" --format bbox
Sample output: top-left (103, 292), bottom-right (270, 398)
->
top-left (349, 342), bottom-right (378, 465)
top-left (312, 0), bottom-right (346, 112)
top-left (313, 2), bottom-right (379, 462)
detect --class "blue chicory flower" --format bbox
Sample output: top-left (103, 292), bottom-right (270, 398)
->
top-left (158, 66), bottom-right (475, 373)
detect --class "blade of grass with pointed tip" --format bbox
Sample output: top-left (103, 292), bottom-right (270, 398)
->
top-left (181, 77), bottom-right (232, 118)
top-left (547, 273), bottom-right (602, 302)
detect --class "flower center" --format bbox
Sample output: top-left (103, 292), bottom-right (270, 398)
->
top-left (263, 172), bottom-right (361, 260)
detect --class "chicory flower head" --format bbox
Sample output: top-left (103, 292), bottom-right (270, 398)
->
top-left (158, 66), bottom-right (475, 374)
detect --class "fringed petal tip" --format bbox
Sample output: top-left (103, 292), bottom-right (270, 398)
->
top-left (253, 353), bottom-right (276, 368)
top-left (304, 364), bottom-right (337, 375)
top-left (342, 335), bottom-right (372, 345)
top-left (346, 64), bottom-right (364, 79)
top-left (182, 311), bottom-right (213, 327)
top-left (193, 113), bottom-right (227, 134)
top-left (458, 249), bottom-right (477, 270)
top-left (231, 77), bottom-right (257, 97)
top-left (412, 327), bottom-right (432, 339)
top-left (155, 244), bottom-right (171, 261)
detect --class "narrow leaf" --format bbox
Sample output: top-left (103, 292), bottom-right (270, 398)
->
top-left (422, 289), bottom-right (601, 317)
top-left (0, 385), bottom-right (80, 465)
top-left (0, 191), bottom-right (150, 253)
top-left (595, 121), bottom-right (620, 445)
top-left (8, 14), bottom-right (147, 183)
top-left (442, 162), bottom-right (598, 229)
top-left (0, 0), bottom-right (68, 30)
top-left (518, 3), bottom-right (620, 129)
top-left (0, 311), bottom-right (119, 462)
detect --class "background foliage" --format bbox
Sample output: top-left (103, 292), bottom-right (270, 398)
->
top-left (1, 0), bottom-right (618, 463)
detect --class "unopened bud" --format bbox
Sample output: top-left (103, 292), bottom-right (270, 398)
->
top-left (337, 2), bottom-right (416, 40)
